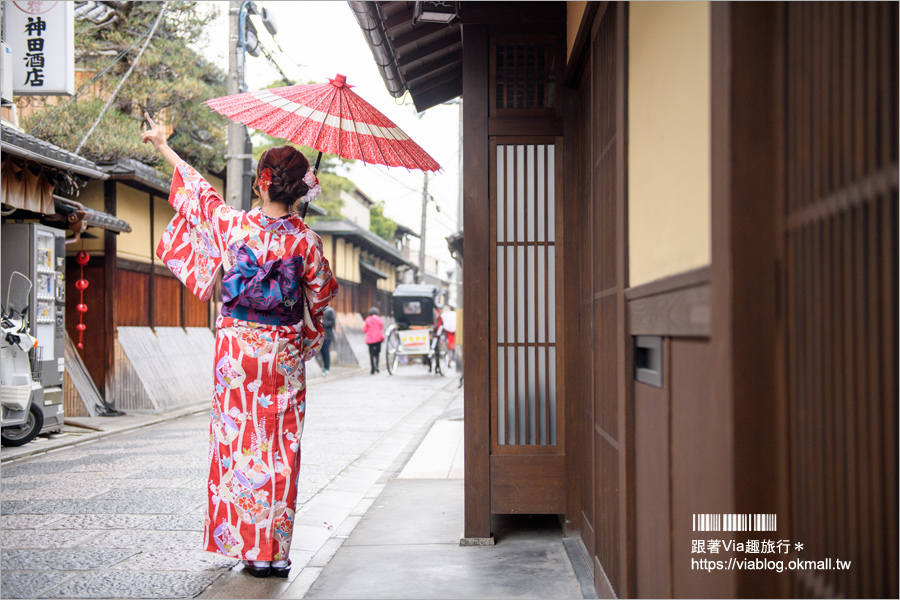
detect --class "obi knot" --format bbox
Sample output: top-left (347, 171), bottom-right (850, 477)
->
top-left (222, 245), bottom-right (304, 311)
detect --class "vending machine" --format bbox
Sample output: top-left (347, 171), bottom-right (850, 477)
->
top-left (1, 223), bottom-right (66, 433)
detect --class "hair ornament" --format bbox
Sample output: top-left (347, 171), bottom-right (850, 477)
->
top-left (257, 168), bottom-right (273, 192)
top-left (301, 168), bottom-right (322, 203)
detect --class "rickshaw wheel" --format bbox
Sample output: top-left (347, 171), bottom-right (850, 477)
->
top-left (385, 326), bottom-right (401, 375)
top-left (434, 332), bottom-right (451, 376)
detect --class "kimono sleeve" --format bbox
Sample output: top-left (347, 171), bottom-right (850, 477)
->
top-left (299, 229), bottom-right (339, 361)
top-left (155, 162), bottom-right (242, 302)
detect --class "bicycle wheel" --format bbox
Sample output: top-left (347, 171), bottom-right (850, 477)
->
top-left (434, 332), bottom-right (450, 376)
top-left (385, 326), bottom-right (401, 375)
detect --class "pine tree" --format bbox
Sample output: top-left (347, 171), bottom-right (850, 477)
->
top-left (22, 1), bottom-right (226, 176)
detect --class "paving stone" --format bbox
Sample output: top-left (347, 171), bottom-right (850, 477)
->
top-left (92, 488), bottom-right (204, 504)
top-left (0, 529), bottom-right (100, 549)
top-left (110, 550), bottom-right (237, 572)
top-left (0, 571), bottom-right (72, 599)
top-left (81, 529), bottom-right (202, 551)
top-left (140, 515), bottom-right (204, 532)
top-left (38, 514), bottom-right (153, 530)
top-left (0, 502), bottom-right (47, 515)
top-left (0, 487), bottom-right (108, 502)
top-left (26, 499), bottom-right (197, 515)
top-left (0, 549), bottom-right (138, 570)
top-left (127, 468), bottom-right (209, 480)
top-left (0, 479), bottom-right (56, 490)
top-left (0, 514), bottom-right (65, 530)
top-left (89, 478), bottom-right (195, 490)
top-left (43, 571), bottom-right (221, 599)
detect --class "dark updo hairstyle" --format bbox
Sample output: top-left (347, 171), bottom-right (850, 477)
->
top-left (255, 146), bottom-right (311, 210)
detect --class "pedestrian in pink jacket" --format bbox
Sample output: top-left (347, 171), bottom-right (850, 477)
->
top-left (363, 307), bottom-right (385, 374)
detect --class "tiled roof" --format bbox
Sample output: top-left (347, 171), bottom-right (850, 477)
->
top-left (1, 124), bottom-right (108, 179)
top-left (310, 219), bottom-right (415, 267)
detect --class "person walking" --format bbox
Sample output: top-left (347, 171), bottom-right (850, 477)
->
top-left (362, 306), bottom-right (384, 374)
top-left (142, 115), bottom-right (338, 579)
top-left (321, 306), bottom-right (336, 375)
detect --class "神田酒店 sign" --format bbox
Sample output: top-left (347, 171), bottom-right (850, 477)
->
top-left (3, 1), bottom-right (74, 96)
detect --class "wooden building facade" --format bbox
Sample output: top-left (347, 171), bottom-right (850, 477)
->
top-left (353, 1), bottom-right (898, 597)
top-left (310, 219), bottom-right (415, 317)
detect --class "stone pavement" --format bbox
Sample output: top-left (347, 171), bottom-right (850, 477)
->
top-left (0, 365), bottom-right (458, 599)
top-left (301, 399), bottom-right (593, 600)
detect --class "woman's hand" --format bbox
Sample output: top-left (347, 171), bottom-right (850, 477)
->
top-left (141, 112), bottom-right (183, 170)
top-left (140, 112), bottom-right (167, 149)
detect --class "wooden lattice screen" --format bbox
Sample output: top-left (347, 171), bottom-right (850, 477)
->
top-left (782, 3), bottom-right (898, 598)
top-left (492, 141), bottom-right (559, 448)
top-left (493, 40), bottom-right (557, 113)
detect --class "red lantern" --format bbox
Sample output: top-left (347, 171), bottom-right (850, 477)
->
top-left (75, 246), bottom-right (90, 350)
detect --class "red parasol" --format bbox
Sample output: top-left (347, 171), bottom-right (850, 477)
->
top-left (207, 74), bottom-right (441, 176)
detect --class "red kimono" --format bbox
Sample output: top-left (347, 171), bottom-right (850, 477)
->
top-left (156, 162), bottom-right (338, 561)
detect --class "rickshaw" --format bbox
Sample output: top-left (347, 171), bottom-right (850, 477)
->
top-left (384, 284), bottom-right (451, 376)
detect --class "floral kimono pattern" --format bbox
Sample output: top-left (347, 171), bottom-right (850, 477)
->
top-left (156, 162), bottom-right (338, 561)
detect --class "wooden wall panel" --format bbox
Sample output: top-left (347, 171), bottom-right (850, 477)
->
top-left (153, 276), bottom-right (182, 327)
top-left (116, 269), bottom-right (149, 327)
top-left (634, 374), bottom-right (670, 599)
top-left (489, 455), bottom-right (565, 514)
top-left (183, 278), bottom-right (209, 328)
top-left (670, 338), bottom-right (731, 599)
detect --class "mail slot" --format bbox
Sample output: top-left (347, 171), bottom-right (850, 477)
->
top-left (634, 335), bottom-right (663, 388)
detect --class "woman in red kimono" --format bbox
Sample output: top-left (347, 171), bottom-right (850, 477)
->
top-left (142, 114), bottom-right (338, 578)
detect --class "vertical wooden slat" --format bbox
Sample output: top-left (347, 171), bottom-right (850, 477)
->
top-left (522, 145), bottom-right (530, 443)
top-left (825, 5), bottom-right (845, 592)
top-left (840, 7), bottom-right (859, 596)
top-left (880, 5), bottom-right (899, 595)
top-left (490, 140), bottom-right (498, 449)
top-left (851, 8), bottom-right (872, 597)
top-left (865, 5), bottom-right (884, 592)
top-left (503, 144), bottom-right (510, 445)
top-left (544, 144), bottom-right (550, 446)
top-left (533, 144), bottom-right (540, 443)
top-left (512, 145), bottom-right (520, 444)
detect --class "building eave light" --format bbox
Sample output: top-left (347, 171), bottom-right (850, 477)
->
top-left (413, 1), bottom-right (459, 25)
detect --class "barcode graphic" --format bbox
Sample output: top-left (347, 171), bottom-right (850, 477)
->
top-left (693, 514), bottom-right (777, 532)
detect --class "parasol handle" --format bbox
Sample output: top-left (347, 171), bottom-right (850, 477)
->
top-left (300, 151), bottom-right (324, 220)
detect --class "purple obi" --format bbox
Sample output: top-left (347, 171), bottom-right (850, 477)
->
top-left (221, 245), bottom-right (304, 326)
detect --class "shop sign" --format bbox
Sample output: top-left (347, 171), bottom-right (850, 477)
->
top-left (3, 1), bottom-right (74, 96)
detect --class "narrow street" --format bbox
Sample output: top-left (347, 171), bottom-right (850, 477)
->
top-left (0, 368), bottom-right (461, 599)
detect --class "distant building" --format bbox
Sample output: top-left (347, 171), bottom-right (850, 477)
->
top-left (310, 187), bottom-right (415, 316)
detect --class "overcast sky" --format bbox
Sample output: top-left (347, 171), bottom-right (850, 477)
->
top-left (198, 1), bottom-right (461, 273)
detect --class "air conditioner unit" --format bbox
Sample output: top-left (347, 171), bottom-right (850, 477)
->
top-left (1, 42), bottom-right (13, 104)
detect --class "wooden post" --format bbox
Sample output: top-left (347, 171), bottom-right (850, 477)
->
top-left (462, 23), bottom-right (492, 542)
top-left (103, 180), bottom-right (117, 405)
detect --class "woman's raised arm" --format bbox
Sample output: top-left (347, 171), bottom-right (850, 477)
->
top-left (140, 112), bottom-right (183, 170)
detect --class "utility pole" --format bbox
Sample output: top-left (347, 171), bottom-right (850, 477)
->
top-left (418, 172), bottom-right (428, 284)
top-left (226, 0), bottom-right (249, 210)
